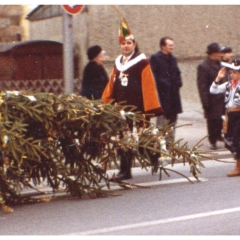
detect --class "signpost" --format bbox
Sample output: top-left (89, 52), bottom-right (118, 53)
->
top-left (61, 5), bottom-right (84, 93)
top-left (61, 5), bottom-right (84, 15)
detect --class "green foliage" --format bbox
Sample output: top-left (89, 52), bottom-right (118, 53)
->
top-left (0, 91), bottom-right (205, 210)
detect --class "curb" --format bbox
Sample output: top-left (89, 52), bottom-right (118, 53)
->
top-left (18, 149), bottom-right (232, 200)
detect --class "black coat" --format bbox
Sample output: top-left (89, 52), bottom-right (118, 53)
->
top-left (102, 52), bottom-right (163, 116)
top-left (81, 61), bottom-right (109, 100)
top-left (150, 51), bottom-right (183, 116)
top-left (197, 57), bottom-right (225, 119)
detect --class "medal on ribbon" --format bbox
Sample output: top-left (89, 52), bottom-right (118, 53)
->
top-left (119, 72), bottom-right (129, 86)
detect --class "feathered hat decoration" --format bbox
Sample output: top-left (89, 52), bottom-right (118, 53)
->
top-left (112, 6), bottom-right (135, 43)
top-left (119, 17), bottom-right (134, 43)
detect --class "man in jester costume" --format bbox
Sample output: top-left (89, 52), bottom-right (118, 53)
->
top-left (102, 18), bottom-right (163, 180)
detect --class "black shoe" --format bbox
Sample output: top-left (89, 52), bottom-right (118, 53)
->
top-left (209, 144), bottom-right (217, 150)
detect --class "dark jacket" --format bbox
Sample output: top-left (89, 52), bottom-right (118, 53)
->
top-left (150, 51), bottom-right (183, 116)
top-left (81, 61), bottom-right (109, 100)
top-left (102, 52), bottom-right (163, 116)
top-left (197, 57), bottom-right (225, 119)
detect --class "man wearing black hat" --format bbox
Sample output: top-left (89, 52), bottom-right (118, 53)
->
top-left (197, 42), bottom-right (226, 150)
top-left (81, 45), bottom-right (109, 100)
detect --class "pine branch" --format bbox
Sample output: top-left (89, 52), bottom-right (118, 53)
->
top-left (0, 91), bottom-right (212, 212)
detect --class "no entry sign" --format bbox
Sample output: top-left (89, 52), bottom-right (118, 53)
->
top-left (62, 5), bottom-right (84, 15)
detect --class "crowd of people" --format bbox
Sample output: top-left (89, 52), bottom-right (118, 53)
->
top-left (80, 17), bottom-right (240, 179)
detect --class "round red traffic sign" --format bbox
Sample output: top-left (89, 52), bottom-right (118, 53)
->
top-left (62, 5), bottom-right (84, 15)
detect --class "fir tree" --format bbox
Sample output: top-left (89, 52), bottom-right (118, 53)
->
top-left (0, 90), bottom-right (206, 213)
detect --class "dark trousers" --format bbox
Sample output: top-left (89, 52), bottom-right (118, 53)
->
top-left (117, 148), bottom-right (134, 178)
top-left (225, 112), bottom-right (240, 159)
top-left (155, 113), bottom-right (177, 127)
top-left (165, 113), bottom-right (178, 126)
top-left (207, 118), bottom-right (223, 144)
top-left (155, 113), bottom-right (177, 142)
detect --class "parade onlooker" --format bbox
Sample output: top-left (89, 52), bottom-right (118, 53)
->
top-left (81, 45), bottom-right (109, 100)
top-left (210, 59), bottom-right (240, 177)
top-left (150, 36), bottom-right (183, 139)
top-left (221, 46), bottom-right (233, 63)
top-left (221, 46), bottom-right (233, 82)
top-left (197, 42), bottom-right (225, 150)
top-left (102, 18), bottom-right (163, 180)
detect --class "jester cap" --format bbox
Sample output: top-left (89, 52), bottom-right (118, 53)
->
top-left (119, 18), bottom-right (134, 43)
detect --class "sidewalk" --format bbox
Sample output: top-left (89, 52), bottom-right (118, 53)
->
top-left (176, 99), bottom-right (227, 152)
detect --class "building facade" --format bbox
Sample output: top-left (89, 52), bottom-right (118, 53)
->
top-left (0, 5), bottom-right (31, 42)
top-left (26, 5), bottom-right (240, 102)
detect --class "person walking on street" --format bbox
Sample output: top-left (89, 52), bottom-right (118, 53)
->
top-left (81, 45), bottom-right (109, 100)
top-left (102, 18), bottom-right (163, 180)
top-left (149, 36), bottom-right (183, 139)
top-left (197, 42), bottom-right (225, 150)
top-left (210, 59), bottom-right (240, 177)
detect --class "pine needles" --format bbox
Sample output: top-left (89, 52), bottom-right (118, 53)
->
top-left (0, 91), bottom-right (205, 212)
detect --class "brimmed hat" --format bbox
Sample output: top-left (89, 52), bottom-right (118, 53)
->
top-left (221, 46), bottom-right (233, 53)
top-left (87, 45), bottom-right (102, 60)
top-left (221, 59), bottom-right (240, 71)
top-left (206, 42), bottom-right (221, 55)
top-left (119, 18), bottom-right (134, 43)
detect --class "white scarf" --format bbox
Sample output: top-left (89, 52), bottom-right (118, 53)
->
top-left (115, 53), bottom-right (147, 72)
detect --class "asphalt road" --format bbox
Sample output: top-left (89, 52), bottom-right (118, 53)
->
top-left (1, 100), bottom-right (236, 235)
top-left (1, 153), bottom-right (240, 235)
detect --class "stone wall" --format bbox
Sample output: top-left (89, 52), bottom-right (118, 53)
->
top-left (27, 5), bottom-right (240, 105)
top-left (85, 5), bottom-right (240, 59)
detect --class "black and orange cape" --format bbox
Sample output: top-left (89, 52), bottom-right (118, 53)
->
top-left (102, 52), bottom-right (163, 116)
